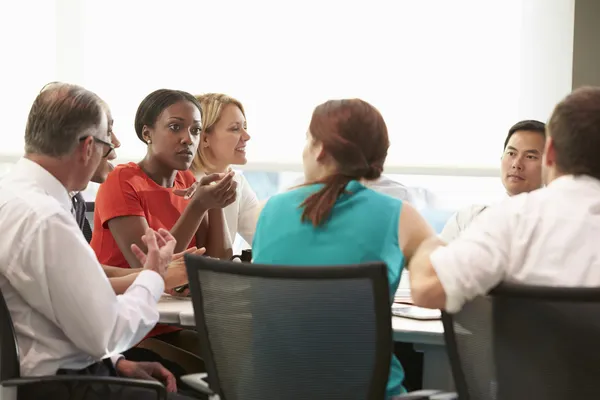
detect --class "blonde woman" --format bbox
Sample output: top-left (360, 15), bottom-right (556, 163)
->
top-left (191, 93), bottom-right (259, 248)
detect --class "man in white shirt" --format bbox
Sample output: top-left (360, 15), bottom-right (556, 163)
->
top-left (1, 83), bottom-right (193, 399)
top-left (439, 120), bottom-right (546, 242)
top-left (408, 86), bottom-right (600, 313)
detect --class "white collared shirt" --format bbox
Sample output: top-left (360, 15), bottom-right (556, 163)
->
top-left (0, 158), bottom-right (164, 376)
top-left (438, 204), bottom-right (489, 242)
top-left (430, 175), bottom-right (600, 313)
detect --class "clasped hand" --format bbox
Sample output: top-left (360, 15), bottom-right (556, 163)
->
top-left (173, 170), bottom-right (237, 209)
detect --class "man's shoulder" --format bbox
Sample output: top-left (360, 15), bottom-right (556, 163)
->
top-left (0, 183), bottom-right (68, 241)
top-left (439, 203), bottom-right (488, 242)
top-left (454, 204), bottom-right (489, 223)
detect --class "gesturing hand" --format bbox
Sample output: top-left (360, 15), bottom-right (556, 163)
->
top-left (174, 171), bottom-right (237, 210)
top-left (130, 228), bottom-right (177, 279)
top-left (116, 359), bottom-right (177, 393)
top-left (172, 182), bottom-right (199, 200)
top-left (164, 246), bottom-right (206, 290)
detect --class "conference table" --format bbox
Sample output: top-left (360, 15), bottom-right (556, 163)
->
top-left (157, 296), bottom-right (453, 391)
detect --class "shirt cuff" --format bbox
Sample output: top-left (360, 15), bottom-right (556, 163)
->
top-left (430, 246), bottom-right (463, 314)
top-left (110, 354), bottom-right (125, 369)
top-left (130, 270), bottom-right (165, 302)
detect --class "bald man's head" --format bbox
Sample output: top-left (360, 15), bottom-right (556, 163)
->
top-left (25, 82), bottom-right (106, 157)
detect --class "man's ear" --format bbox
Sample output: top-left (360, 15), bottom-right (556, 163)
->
top-left (544, 137), bottom-right (556, 167)
top-left (79, 136), bottom-right (95, 165)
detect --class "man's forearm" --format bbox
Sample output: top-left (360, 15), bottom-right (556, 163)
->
top-left (408, 236), bottom-right (447, 309)
top-left (102, 264), bottom-right (140, 278)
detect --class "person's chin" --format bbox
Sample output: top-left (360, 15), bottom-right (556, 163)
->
top-left (91, 167), bottom-right (111, 184)
top-left (506, 182), bottom-right (529, 196)
top-left (173, 160), bottom-right (193, 171)
top-left (91, 173), bottom-right (108, 184)
top-left (232, 154), bottom-right (248, 165)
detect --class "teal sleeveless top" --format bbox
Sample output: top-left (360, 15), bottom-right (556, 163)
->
top-left (253, 180), bottom-right (406, 397)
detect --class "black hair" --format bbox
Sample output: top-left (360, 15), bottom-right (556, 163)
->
top-left (134, 89), bottom-right (203, 143)
top-left (503, 120), bottom-right (546, 150)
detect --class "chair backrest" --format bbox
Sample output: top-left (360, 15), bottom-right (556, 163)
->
top-left (185, 255), bottom-right (392, 400)
top-left (443, 282), bottom-right (600, 400)
top-left (441, 295), bottom-right (495, 400)
top-left (0, 290), bottom-right (21, 381)
top-left (491, 283), bottom-right (600, 400)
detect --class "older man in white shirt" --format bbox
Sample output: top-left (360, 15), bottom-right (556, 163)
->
top-left (0, 83), bottom-right (194, 399)
top-left (439, 120), bottom-right (546, 242)
top-left (409, 86), bottom-right (600, 313)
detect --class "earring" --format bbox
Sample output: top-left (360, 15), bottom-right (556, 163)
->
top-left (147, 139), bottom-right (152, 144)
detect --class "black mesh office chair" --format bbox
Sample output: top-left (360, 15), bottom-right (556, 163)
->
top-left (441, 295), bottom-right (495, 400)
top-left (0, 290), bottom-right (166, 400)
top-left (185, 255), bottom-right (453, 400)
top-left (443, 282), bottom-right (600, 400)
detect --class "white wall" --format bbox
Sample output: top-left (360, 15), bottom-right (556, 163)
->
top-left (0, 0), bottom-right (577, 179)
top-left (0, 0), bottom-right (57, 158)
top-left (517, 0), bottom-right (575, 120)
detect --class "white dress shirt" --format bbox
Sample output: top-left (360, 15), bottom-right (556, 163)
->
top-left (430, 175), bottom-right (600, 313)
top-left (438, 204), bottom-right (488, 242)
top-left (0, 158), bottom-right (164, 376)
top-left (195, 172), bottom-right (260, 246)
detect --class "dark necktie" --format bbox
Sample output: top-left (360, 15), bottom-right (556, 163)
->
top-left (82, 213), bottom-right (93, 243)
top-left (72, 193), bottom-right (93, 243)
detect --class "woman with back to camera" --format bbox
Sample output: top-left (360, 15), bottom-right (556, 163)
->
top-left (190, 93), bottom-right (260, 250)
top-left (252, 99), bottom-right (435, 398)
top-left (91, 89), bottom-right (237, 374)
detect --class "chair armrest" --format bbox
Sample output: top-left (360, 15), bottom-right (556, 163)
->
top-left (429, 393), bottom-right (458, 399)
top-left (2, 375), bottom-right (167, 400)
top-left (180, 372), bottom-right (214, 395)
top-left (391, 389), bottom-right (440, 399)
top-left (392, 389), bottom-right (458, 399)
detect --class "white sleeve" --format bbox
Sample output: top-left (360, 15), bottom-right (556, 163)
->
top-left (236, 175), bottom-right (260, 246)
top-left (438, 205), bottom-right (487, 243)
top-left (429, 203), bottom-right (512, 313)
top-left (20, 212), bottom-right (164, 359)
top-left (438, 211), bottom-right (461, 243)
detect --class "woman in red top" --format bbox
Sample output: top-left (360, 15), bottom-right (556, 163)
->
top-left (91, 89), bottom-right (236, 372)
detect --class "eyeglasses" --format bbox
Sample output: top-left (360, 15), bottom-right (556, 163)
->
top-left (79, 136), bottom-right (115, 158)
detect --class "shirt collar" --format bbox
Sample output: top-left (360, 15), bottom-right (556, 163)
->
top-left (15, 158), bottom-right (72, 213)
top-left (547, 174), bottom-right (600, 190)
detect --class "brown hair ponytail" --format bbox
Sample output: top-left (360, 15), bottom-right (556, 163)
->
top-left (300, 174), bottom-right (353, 226)
top-left (299, 99), bottom-right (389, 227)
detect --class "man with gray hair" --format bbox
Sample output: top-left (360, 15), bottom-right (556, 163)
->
top-left (0, 83), bottom-right (195, 399)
